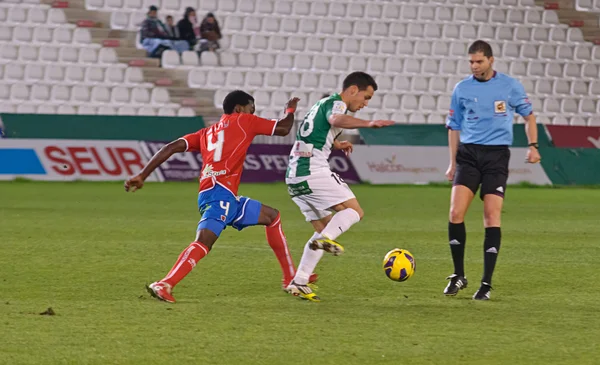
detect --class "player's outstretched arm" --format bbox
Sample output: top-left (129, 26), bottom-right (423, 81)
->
top-left (273, 97), bottom-right (300, 136)
top-left (124, 139), bottom-right (187, 192)
top-left (329, 114), bottom-right (395, 129)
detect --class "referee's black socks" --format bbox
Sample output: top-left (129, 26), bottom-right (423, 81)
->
top-left (448, 222), bottom-right (466, 277)
top-left (482, 227), bottom-right (501, 285)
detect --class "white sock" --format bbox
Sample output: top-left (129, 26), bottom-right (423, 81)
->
top-left (294, 232), bottom-right (325, 285)
top-left (320, 208), bottom-right (361, 241)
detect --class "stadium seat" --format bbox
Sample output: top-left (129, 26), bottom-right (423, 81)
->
top-left (157, 107), bottom-right (176, 116)
top-left (31, 84), bottom-right (50, 103)
top-left (91, 86), bottom-right (110, 104)
top-left (85, 67), bottom-right (105, 84)
top-left (132, 87), bottom-right (150, 104)
top-left (16, 45), bottom-right (37, 63)
top-left (124, 67), bottom-right (145, 86)
top-left (151, 88), bottom-right (171, 105)
top-left (50, 85), bottom-right (70, 104)
top-left (65, 66), bottom-right (85, 84)
top-left (78, 105), bottom-right (97, 115)
top-left (37, 104), bottom-right (57, 114)
top-left (97, 106), bottom-right (117, 115)
top-left (17, 104), bottom-right (37, 113)
top-left (137, 107), bottom-right (156, 116)
top-left (24, 64), bottom-right (44, 82)
top-left (78, 48), bottom-right (98, 64)
top-left (71, 85), bottom-right (91, 103)
top-left (117, 106), bottom-right (136, 115)
top-left (178, 107), bottom-right (196, 116)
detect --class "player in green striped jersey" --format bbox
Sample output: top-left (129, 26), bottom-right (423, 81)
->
top-left (284, 72), bottom-right (395, 302)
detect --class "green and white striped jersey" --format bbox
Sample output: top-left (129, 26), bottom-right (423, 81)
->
top-left (286, 93), bottom-right (347, 178)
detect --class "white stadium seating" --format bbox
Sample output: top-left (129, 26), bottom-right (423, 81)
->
top-left (115, 0), bottom-right (598, 124)
top-left (1, 0), bottom-right (599, 123)
top-left (0, 1), bottom-right (189, 116)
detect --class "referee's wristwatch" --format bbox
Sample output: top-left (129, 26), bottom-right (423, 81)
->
top-left (528, 142), bottom-right (539, 149)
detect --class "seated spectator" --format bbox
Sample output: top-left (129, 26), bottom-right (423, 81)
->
top-left (198, 12), bottom-right (222, 53)
top-left (164, 15), bottom-right (180, 40)
top-left (177, 7), bottom-right (200, 50)
top-left (140, 6), bottom-right (189, 58)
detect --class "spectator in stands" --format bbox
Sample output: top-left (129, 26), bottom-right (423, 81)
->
top-left (198, 13), bottom-right (222, 53)
top-left (140, 6), bottom-right (188, 58)
top-left (164, 15), bottom-right (180, 40)
top-left (177, 7), bottom-right (200, 50)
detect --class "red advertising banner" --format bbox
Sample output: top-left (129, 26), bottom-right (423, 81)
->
top-left (546, 126), bottom-right (600, 149)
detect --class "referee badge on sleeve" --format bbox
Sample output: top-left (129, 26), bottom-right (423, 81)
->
top-left (494, 101), bottom-right (506, 113)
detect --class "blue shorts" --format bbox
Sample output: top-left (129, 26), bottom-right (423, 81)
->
top-left (196, 184), bottom-right (262, 237)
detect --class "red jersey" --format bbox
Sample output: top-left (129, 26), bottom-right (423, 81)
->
top-left (181, 113), bottom-right (277, 195)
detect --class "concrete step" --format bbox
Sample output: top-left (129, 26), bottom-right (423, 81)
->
top-left (191, 108), bottom-right (221, 118)
top-left (92, 38), bottom-right (137, 47)
top-left (89, 28), bottom-right (137, 41)
top-left (556, 9), bottom-right (600, 21)
top-left (114, 47), bottom-right (148, 58)
top-left (118, 56), bottom-right (161, 68)
top-left (63, 8), bottom-right (111, 27)
top-left (168, 87), bottom-right (214, 99)
top-left (540, 0), bottom-right (575, 10)
top-left (582, 28), bottom-right (600, 39)
top-left (41, 0), bottom-right (87, 9)
top-left (556, 13), bottom-right (599, 27)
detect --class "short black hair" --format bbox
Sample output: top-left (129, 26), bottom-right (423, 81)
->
top-left (166, 15), bottom-right (173, 19)
top-left (468, 40), bottom-right (493, 57)
top-left (223, 90), bottom-right (254, 114)
top-left (342, 72), bottom-right (378, 92)
top-left (148, 5), bottom-right (158, 12)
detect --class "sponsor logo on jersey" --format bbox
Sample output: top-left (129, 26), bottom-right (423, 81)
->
top-left (201, 164), bottom-right (227, 179)
top-left (494, 100), bottom-right (507, 113)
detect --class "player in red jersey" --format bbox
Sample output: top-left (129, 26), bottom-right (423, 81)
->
top-left (125, 90), bottom-right (312, 303)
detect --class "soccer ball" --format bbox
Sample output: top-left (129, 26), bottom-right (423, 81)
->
top-left (382, 248), bottom-right (416, 282)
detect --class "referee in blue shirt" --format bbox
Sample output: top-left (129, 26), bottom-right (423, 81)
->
top-left (444, 40), bottom-right (541, 300)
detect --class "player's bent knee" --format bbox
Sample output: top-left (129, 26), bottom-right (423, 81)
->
top-left (354, 207), bottom-right (365, 220)
top-left (258, 204), bottom-right (279, 226)
top-left (338, 199), bottom-right (364, 220)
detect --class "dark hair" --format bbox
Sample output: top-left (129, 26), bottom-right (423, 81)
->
top-left (223, 90), bottom-right (254, 114)
top-left (166, 15), bottom-right (173, 20)
top-left (148, 5), bottom-right (158, 12)
top-left (184, 7), bottom-right (195, 18)
top-left (468, 40), bottom-right (493, 57)
top-left (342, 72), bottom-right (378, 91)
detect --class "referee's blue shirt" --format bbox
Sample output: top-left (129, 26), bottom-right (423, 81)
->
top-left (445, 71), bottom-right (533, 146)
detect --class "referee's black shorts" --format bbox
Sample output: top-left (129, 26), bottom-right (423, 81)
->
top-left (454, 143), bottom-right (510, 200)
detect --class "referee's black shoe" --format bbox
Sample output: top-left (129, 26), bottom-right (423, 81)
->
top-left (473, 282), bottom-right (492, 300)
top-left (443, 274), bottom-right (468, 296)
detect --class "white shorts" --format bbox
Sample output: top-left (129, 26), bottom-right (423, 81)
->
top-left (286, 173), bottom-right (356, 222)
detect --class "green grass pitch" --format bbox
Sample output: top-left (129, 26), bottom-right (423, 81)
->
top-left (1, 181), bottom-right (599, 364)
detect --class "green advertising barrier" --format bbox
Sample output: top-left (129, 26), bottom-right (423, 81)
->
top-left (358, 124), bottom-right (550, 148)
top-left (539, 147), bottom-right (600, 185)
top-left (0, 114), bottom-right (205, 141)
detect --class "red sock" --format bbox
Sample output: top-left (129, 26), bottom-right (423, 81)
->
top-left (161, 242), bottom-right (209, 288)
top-left (265, 213), bottom-right (296, 285)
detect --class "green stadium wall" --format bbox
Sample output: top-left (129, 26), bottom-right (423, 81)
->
top-left (358, 124), bottom-right (600, 186)
top-left (358, 124), bottom-right (551, 147)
